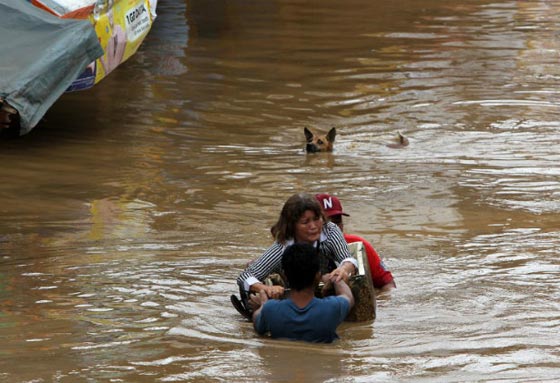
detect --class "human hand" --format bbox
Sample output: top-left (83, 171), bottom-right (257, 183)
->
top-left (325, 267), bottom-right (351, 284)
top-left (248, 290), bottom-right (270, 311)
top-left (320, 267), bottom-right (352, 296)
top-left (261, 284), bottom-right (285, 299)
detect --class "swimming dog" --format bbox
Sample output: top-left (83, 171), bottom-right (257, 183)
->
top-left (386, 131), bottom-right (409, 149)
top-left (304, 127), bottom-right (336, 153)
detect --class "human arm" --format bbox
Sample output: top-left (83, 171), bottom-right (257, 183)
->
top-left (321, 263), bottom-right (357, 298)
top-left (319, 223), bottom-right (357, 293)
top-left (328, 261), bottom-right (357, 283)
top-left (325, 222), bottom-right (358, 277)
top-left (379, 281), bottom-right (396, 291)
top-left (236, 242), bottom-right (285, 299)
top-left (249, 283), bottom-right (284, 299)
top-left (251, 290), bottom-right (269, 327)
top-left (331, 277), bottom-right (354, 309)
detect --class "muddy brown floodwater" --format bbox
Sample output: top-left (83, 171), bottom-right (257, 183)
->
top-left (1, 0), bottom-right (559, 382)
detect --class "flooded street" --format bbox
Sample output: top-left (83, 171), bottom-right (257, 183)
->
top-left (1, 0), bottom-right (560, 381)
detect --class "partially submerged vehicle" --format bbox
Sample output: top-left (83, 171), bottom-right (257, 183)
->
top-left (0, 0), bottom-right (157, 136)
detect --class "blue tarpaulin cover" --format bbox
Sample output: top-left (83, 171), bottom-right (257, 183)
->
top-left (0, 0), bottom-right (103, 134)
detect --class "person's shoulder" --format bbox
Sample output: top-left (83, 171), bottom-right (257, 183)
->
top-left (344, 233), bottom-right (379, 257)
top-left (324, 221), bottom-right (337, 230)
top-left (320, 295), bottom-right (351, 314)
top-left (264, 241), bottom-right (287, 255)
top-left (261, 298), bottom-right (288, 314)
top-left (344, 233), bottom-right (366, 243)
top-left (321, 295), bottom-right (350, 305)
top-left (263, 298), bottom-right (282, 308)
top-left (324, 221), bottom-right (343, 235)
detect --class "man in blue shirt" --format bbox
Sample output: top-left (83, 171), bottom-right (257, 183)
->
top-left (252, 243), bottom-right (354, 343)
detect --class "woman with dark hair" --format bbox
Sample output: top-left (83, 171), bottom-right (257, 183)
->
top-left (233, 193), bottom-right (357, 319)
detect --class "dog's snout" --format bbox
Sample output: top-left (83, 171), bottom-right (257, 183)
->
top-left (306, 144), bottom-right (318, 153)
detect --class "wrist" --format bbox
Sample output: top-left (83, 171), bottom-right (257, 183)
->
top-left (346, 265), bottom-right (356, 277)
top-left (250, 282), bottom-right (265, 294)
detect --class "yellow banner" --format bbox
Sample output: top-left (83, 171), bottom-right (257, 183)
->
top-left (91, 0), bottom-right (155, 82)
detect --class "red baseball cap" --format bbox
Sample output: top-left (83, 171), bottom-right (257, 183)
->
top-left (315, 193), bottom-right (350, 217)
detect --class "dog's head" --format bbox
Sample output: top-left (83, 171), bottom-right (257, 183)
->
top-left (386, 131), bottom-right (409, 149)
top-left (304, 127), bottom-right (336, 153)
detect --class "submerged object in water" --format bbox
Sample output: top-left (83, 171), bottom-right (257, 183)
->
top-left (386, 131), bottom-right (410, 149)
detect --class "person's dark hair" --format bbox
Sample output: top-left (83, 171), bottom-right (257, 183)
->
top-left (281, 243), bottom-right (320, 291)
top-left (271, 193), bottom-right (326, 244)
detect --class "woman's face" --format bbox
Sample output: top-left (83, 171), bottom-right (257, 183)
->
top-left (294, 210), bottom-right (323, 244)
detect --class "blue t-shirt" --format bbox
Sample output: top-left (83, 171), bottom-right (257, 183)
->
top-left (254, 296), bottom-right (350, 343)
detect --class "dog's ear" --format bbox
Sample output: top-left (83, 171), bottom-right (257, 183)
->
top-left (397, 131), bottom-right (409, 146)
top-left (304, 127), bottom-right (314, 142)
top-left (326, 127), bottom-right (336, 143)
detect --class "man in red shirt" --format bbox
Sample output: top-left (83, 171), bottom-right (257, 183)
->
top-left (315, 194), bottom-right (396, 291)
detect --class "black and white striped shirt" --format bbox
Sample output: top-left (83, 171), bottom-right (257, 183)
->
top-left (237, 221), bottom-right (357, 291)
